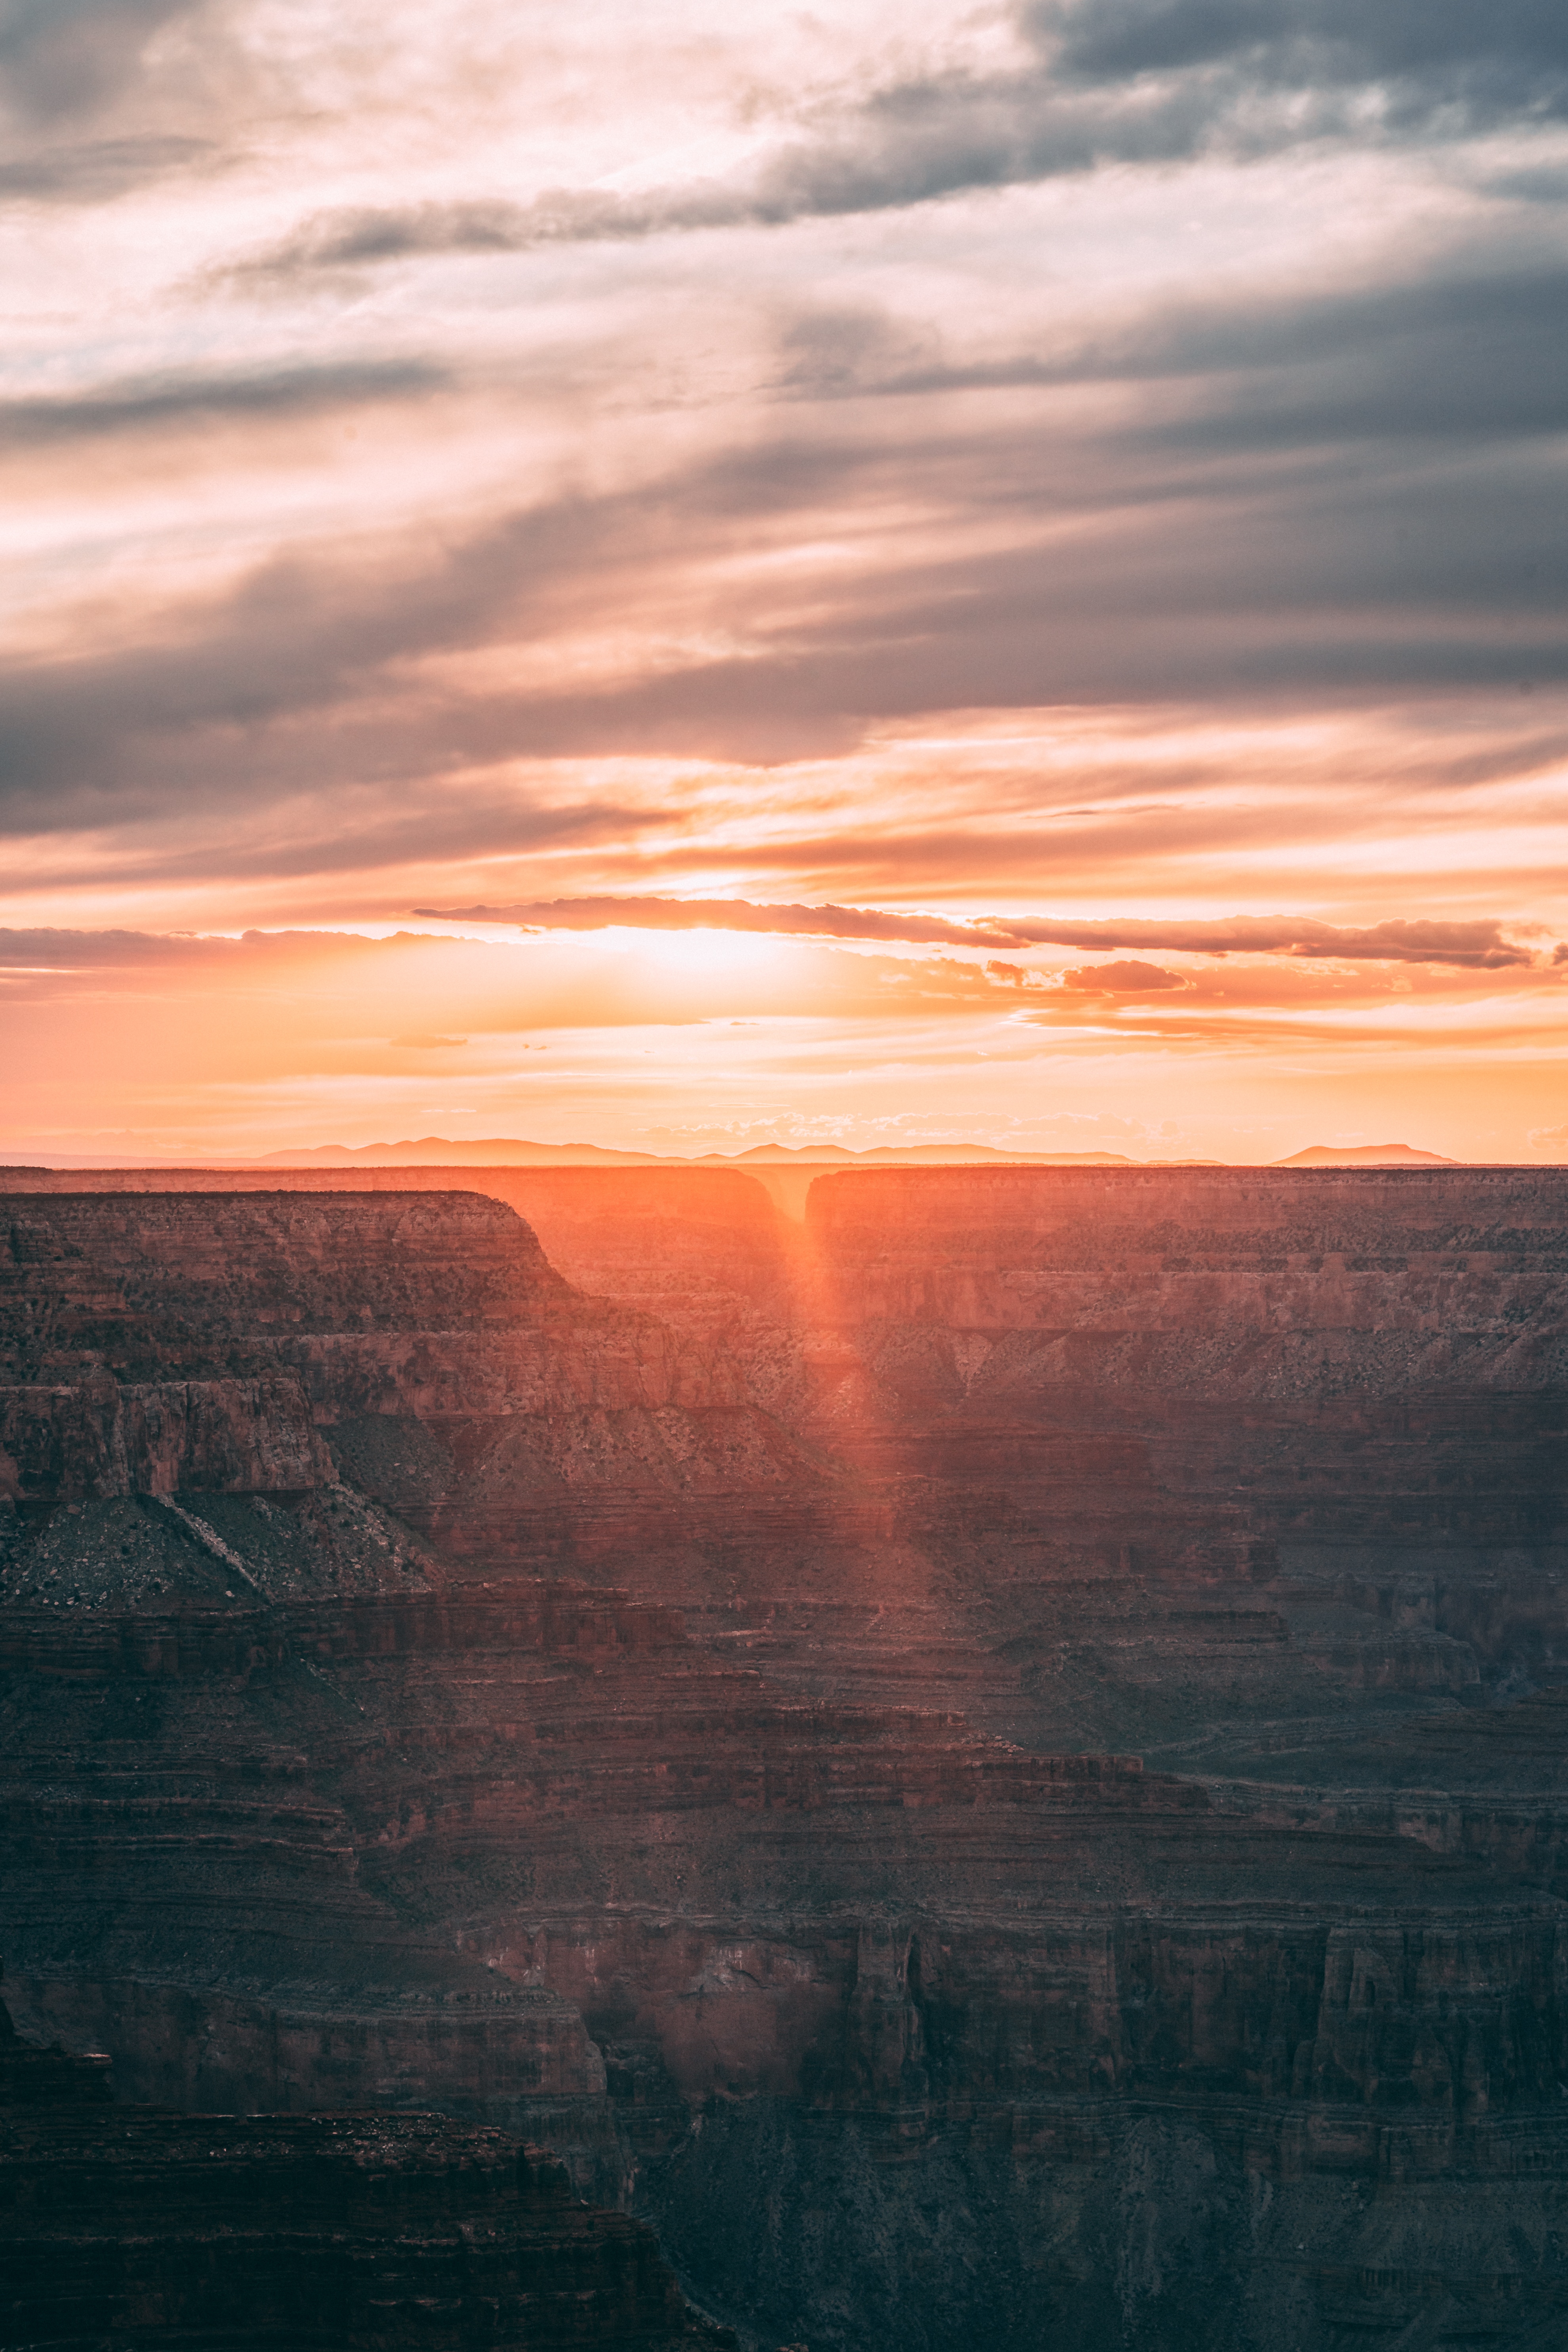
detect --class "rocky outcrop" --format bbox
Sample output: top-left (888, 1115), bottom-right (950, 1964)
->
top-left (0, 1189), bottom-right (818, 1535)
top-left (0, 1373), bottom-right (329, 1503)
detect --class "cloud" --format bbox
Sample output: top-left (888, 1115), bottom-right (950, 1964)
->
top-left (1035, 1), bottom-right (1568, 103)
top-left (0, 926), bottom-right (460, 973)
top-left (0, 921), bottom-right (1526, 1062)
top-left (10, 307), bottom-right (1561, 845)
top-left (417, 895), bottom-right (999, 949)
top-left (1012, 917), bottom-right (1536, 967)
top-left (220, 197), bottom-right (588, 288)
top-left (0, 360), bottom-right (446, 449)
top-left (1060, 958), bottom-right (1188, 991)
top-left (0, 485), bottom-right (663, 824)
top-left (1138, 268), bottom-right (1568, 451)
top-left (0, 130), bottom-right (212, 196)
top-left (0, 0), bottom-right (207, 123)
top-left (830, 265), bottom-right (1568, 451)
top-left (415, 897), bottom-right (1534, 969)
top-left (7, 18), bottom-right (1564, 927)
top-left (0, 925), bottom-right (225, 969)
top-left (2, 5), bottom-right (1562, 1169)
top-left (222, 0), bottom-right (1568, 286)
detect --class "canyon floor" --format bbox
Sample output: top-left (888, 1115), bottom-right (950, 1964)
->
top-left (3, 1165), bottom-right (1567, 2350)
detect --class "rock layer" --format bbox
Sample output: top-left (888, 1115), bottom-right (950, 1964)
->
top-left (0, 1978), bottom-right (734, 2350)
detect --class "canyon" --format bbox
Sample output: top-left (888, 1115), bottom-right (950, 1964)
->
top-left (2, 1164), bottom-right (1567, 2349)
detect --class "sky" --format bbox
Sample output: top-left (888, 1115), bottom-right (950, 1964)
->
top-left (2, 0), bottom-right (1566, 1164)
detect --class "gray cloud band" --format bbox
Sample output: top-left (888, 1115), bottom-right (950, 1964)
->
top-left (0, 360), bottom-right (447, 448)
top-left (3, 275), bottom-right (1563, 835)
top-left (11, 0), bottom-right (1564, 217)
top-left (0, 134), bottom-right (212, 200)
top-left (223, 2), bottom-right (1568, 284)
top-left (0, 0), bottom-right (202, 124)
top-left (413, 898), bottom-right (1536, 968)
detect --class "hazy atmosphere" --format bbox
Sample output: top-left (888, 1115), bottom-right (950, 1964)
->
top-left (4, 0), bottom-right (1566, 1160)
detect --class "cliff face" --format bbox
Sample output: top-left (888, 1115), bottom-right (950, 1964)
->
top-left (0, 1188), bottom-right (819, 1533)
top-left (2, 1169), bottom-right (1568, 2350)
top-left (775, 1169), bottom-right (1568, 1775)
top-left (0, 1980), bottom-right (734, 2350)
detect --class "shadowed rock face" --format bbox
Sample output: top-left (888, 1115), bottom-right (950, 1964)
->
top-left (0, 1977), bottom-right (735, 2350)
top-left (2, 1170), bottom-right (1568, 2350)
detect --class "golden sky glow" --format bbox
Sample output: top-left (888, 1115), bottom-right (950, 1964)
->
top-left (2, 4), bottom-right (1566, 1162)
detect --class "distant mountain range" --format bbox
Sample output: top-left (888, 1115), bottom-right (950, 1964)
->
top-left (260, 1136), bottom-right (664, 1167)
top-left (254, 1137), bottom-right (1142, 1169)
top-left (13, 1136), bottom-right (1462, 1172)
top-left (255, 1135), bottom-right (1460, 1171)
top-left (1271, 1143), bottom-right (1458, 1167)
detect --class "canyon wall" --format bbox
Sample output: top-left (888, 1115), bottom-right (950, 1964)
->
top-left (2, 1169), bottom-right (1568, 2349)
top-left (0, 1978), bottom-right (735, 2350)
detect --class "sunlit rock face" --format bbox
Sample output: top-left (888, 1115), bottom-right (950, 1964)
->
top-left (2, 1170), bottom-right (1568, 2352)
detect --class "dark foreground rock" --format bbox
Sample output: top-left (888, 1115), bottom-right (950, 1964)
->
top-left (1, 1973), bottom-right (734, 2350)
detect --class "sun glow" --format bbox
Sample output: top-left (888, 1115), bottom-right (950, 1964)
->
top-left (613, 926), bottom-right (793, 985)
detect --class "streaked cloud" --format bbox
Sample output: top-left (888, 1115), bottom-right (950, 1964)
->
top-left (220, 3), bottom-right (1568, 285)
top-left (0, 131), bottom-right (214, 197)
top-left (416, 897), bottom-right (1537, 969)
top-left (5, 270), bottom-right (1563, 829)
top-left (0, 359), bottom-right (446, 449)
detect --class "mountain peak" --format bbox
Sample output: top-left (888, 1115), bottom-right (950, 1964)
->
top-left (1273, 1143), bottom-right (1459, 1167)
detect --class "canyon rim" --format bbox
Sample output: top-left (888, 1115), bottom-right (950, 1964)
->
top-left (4, 1162), bottom-right (1568, 2348)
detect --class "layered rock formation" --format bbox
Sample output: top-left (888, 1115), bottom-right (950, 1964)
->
top-left (0, 1974), bottom-right (734, 2349)
top-left (3, 1169), bottom-right (1568, 2349)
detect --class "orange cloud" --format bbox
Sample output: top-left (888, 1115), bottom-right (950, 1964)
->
top-left (1059, 961), bottom-right (1189, 994)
